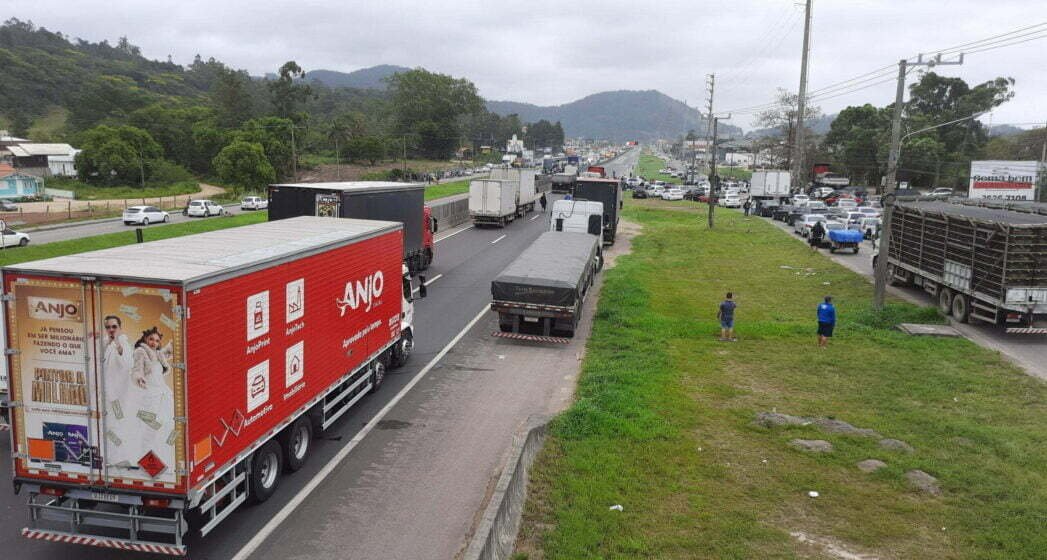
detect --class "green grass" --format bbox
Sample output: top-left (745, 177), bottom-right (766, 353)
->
top-left (48, 180), bottom-right (202, 200)
top-left (636, 154), bottom-right (681, 184)
top-left (516, 202), bottom-right (1047, 559)
top-left (0, 212), bottom-right (267, 266)
top-left (717, 166), bottom-right (753, 181)
top-left (424, 179), bottom-right (470, 201)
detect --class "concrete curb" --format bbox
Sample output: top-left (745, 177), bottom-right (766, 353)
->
top-left (463, 417), bottom-right (550, 560)
top-left (23, 216), bottom-right (123, 233)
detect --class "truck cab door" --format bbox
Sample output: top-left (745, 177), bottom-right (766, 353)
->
top-left (587, 214), bottom-right (602, 237)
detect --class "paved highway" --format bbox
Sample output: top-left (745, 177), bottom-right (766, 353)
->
top-left (0, 149), bottom-right (639, 559)
top-left (21, 203), bottom-right (249, 245)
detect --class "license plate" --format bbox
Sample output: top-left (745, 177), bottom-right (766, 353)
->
top-left (91, 492), bottom-right (120, 503)
top-left (523, 317), bottom-right (540, 323)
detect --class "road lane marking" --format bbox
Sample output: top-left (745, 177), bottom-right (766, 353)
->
top-left (435, 225), bottom-right (473, 243)
top-left (530, 214), bottom-right (541, 221)
top-left (411, 274), bottom-right (442, 294)
top-left (231, 305), bottom-right (491, 560)
top-left (491, 234), bottom-right (506, 244)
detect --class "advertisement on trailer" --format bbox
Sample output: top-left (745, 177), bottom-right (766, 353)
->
top-left (968, 160), bottom-right (1044, 201)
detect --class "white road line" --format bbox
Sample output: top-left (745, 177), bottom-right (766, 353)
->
top-left (434, 225), bottom-right (473, 243)
top-left (231, 305), bottom-right (491, 560)
top-left (491, 234), bottom-right (507, 244)
top-left (411, 273), bottom-right (443, 294)
top-left (529, 214), bottom-right (541, 221)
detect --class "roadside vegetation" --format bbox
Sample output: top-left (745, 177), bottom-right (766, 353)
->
top-left (0, 212), bottom-right (267, 266)
top-left (47, 177), bottom-right (201, 200)
top-left (424, 179), bottom-right (471, 201)
top-left (516, 202), bottom-right (1046, 559)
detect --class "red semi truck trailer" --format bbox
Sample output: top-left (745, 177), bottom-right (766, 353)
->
top-left (2, 216), bottom-right (422, 555)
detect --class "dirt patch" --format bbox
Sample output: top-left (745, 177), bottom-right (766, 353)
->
top-left (603, 219), bottom-right (641, 269)
top-left (790, 531), bottom-right (883, 560)
top-left (296, 161), bottom-right (463, 182)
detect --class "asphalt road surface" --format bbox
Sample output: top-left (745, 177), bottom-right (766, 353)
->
top-left (0, 150), bottom-right (639, 560)
top-left (21, 203), bottom-right (249, 246)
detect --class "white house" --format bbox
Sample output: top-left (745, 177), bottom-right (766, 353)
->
top-left (7, 143), bottom-right (79, 177)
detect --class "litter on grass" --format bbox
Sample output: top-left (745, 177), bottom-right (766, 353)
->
top-left (609, 504), bottom-right (624, 511)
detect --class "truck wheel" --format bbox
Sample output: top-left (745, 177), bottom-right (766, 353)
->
top-left (391, 330), bottom-right (413, 368)
top-left (951, 293), bottom-right (970, 323)
top-left (280, 417), bottom-right (313, 472)
top-left (369, 361), bottom-right (386, 393)
top-left (938, 288), bottom-right (953, 315)
top-left (248, 440), bottom-right (283, 503)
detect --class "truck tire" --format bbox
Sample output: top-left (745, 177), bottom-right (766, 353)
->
top-left (248, 440), bottom-right (283, 503)
top-left (280, 417), bottom-right (313, 472)
top-left (369, 361), bottom-right (386, 394)
top-left (390, 330), bottom-right (413, 368)
top-left (421, 249), bottom-right (433, 271)
top-left (951, 293), bottom-right (970, 323)
top-left (938, 288), bottom-right (953, 315)
top-left (853, 246), bottom-right (860, 254)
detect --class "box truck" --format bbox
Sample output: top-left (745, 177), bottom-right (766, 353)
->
top-left (573, 176), bottom-right (622, 245)
top-left (877, 200), bottom-right (1047, 332)
top-left (469, 178), bottom-right (534, 227)
top-left (750, 170), bottom-right (792, 199)
top-left (550, 199), bottom-right (604, 239)
top-left (489, 168), bottom-right (539, 210)
top-left (967, 160), bottom-right (1045, 201)
top-left (268, 182), bottom-right (436, 272)
top-left (3, 216), bottom-right (423, 555)
top-left (491, 232), bottom-right (600, 340)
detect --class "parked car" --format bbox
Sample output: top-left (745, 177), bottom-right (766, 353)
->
top-left (859, 217), bottom-right (881, 239)
top-left (0, 199), bottom-right (18, 212)
top-left (241, 196), bottom-right (269, 210)
top-left (806, 201), bottom-right (829, 213)
top-left (632, 188), bottom-right (648, 199)
top-left (0, 226), bottom-right (30, 247)
top-left (930, 187), bottom-right (954, 197)
top-left (755, 199), bottom-right (780, 217)
top-left (122, 205), bottom-right (169, 225)
top-left (791, 194), bottom-right (810, 207)
top-left (810, 186), bottom-right (834, 198)
top-left (795, 214), bottom-right (828, 237)
top-left (186, 199), bottom-right (224, 217)
top-left (662, 188), bottom-right (685, 201)
top-left (772, 205), bottom-right (794, 222)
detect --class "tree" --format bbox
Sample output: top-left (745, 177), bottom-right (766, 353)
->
top-left (190, 121), bottom-right (229, 175)
top-left (328, 111), bottom-right (368, 159)
top-left (129, 103), bottom-right (211, 169)
top-left (388, 69), bottom-right (484, 159)
top-left (268, 61), bottom-right (312, 121)
top-left (68, 75), bottom-right (153, 131)
top-left (823, 104), bottom-right (889, 184)
top-left (75, 125), bottom-right (163, 186)
top-left (212, 67), bottom-right (255, 128)
top-left (212, 141), bottom-right (276, 190)
top-left (754, 88), bottom-right (822, 171)
top-left (346, 136), bottom-right (386, 165)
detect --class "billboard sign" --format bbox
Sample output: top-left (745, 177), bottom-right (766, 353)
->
top-left (968, 160), bottom-right (1043, 201)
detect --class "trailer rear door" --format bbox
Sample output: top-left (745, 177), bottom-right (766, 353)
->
top-left (6, 275), bottom-right (186, 492)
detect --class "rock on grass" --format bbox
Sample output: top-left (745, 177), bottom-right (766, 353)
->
top-left (755, 412), bottom-right (809, 428)
top-left (814, 418), bottom-right (881, 438)
top-left (856, 459), bottom-right (887, 473)
top-left (790, 439), bottom-right (833, 453)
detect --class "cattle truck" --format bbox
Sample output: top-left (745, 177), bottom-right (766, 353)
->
top-left (880, 200), bottom-right (1047, 332)
top-left (268, 182), bottom-right (436, 272)
top-left (491, 231), bottom-right (600, 340)
top-left (573, 176), bottom-right (622, 245)
top-left (3, 216), bottom-right (423, 555)
top-left (750, 170), bottom-right (792, 200)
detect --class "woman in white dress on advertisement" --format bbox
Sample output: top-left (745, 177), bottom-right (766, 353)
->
top-left (127, 327), bottom-right (174, 474)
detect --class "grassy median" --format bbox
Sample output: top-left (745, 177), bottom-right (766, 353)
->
top-left (636, 154), bottom-right (681, 184)
top-left (0, 212), bottom-right (268, 266)
top-left (515, 203), bottom-right (1046, 559)
top-left (425, 179), bottom-right (471, 201)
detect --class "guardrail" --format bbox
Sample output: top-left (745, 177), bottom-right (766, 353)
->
top-left (463, 417), bottom-right (549, 560)
top-left (429, 195), bottom-right (470, 229)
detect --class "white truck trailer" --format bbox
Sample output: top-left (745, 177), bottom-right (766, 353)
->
top-left (750, 170), bottom-right (792, 199)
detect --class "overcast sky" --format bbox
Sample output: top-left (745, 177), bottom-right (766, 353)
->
top-left (9, 0), bottom-right (1045, 130)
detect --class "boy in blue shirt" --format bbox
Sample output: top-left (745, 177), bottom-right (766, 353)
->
top-left (718, 292), bottom-right (737, 341)
top-left (817, 296), bottom-right (836, 347)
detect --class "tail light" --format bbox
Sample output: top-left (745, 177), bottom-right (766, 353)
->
top-left (143, 497), bottom-right (171, 508)
top-left (39, 486), bottom-right (66, 497)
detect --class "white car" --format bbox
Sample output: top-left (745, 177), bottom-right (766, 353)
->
top-left (811, 187), bottom-right (834, 198)
top-left (719, 194), bottom-right (742, 208)
top-left (662, 188), bottom-right (685, 201)
top-left (648, 185), bottom-right (666, 198)
top-left (186, 199), bottom-right (224, 217)
top-left (795, 214), bottom-right (826, 236)
top-left (791, 194), bottom-right (810, 207)
top-left (0, 226), bottom-right (30, 247)
top-left (122, 205), bottom-right (169, 225)
top-left (241, 196), bottom-right (269, 210)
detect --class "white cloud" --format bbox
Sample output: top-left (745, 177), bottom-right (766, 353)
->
top-left (9, 0), bottom-right (1045, 130)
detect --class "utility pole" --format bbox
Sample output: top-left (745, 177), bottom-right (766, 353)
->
top-left (792, 0), bottom-right (813, 190)
top-left (708, 115), bottom-right (730, 228)
top-left (705, 74), bottom-right (716, 227)
top-left (873, 53), bottom-right (963, 310)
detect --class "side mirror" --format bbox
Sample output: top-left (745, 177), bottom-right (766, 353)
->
top-left (417, 275), bottom-right (427, 298)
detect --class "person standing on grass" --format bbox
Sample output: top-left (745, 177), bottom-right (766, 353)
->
top-left (743, 199), bottom-right (752, 216)
top-left (817, 296), bottom-right (836, 347)
top-left (539, 192), bottom-right (547, 213)
top-left (718, 292), bottom-right (737, 341)
top-left (810, 220), bottom-right (825, 251)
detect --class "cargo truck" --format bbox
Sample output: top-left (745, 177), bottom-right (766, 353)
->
top-left (3, 216), bottom-right (424, 555)
top-left (878, 200), bottom-right (1047, 331)
top-left (750, 170), bottom-right (792, 200)
top-left (469, 177), bottom-right (534, 227)
top-left (491, 231), bottom-right (600, 340)
top-left (573, 176), bottom-right (622, 245)
top-left (268, 182), bottom-right (436, 273)
top-left (551, 165), bottom-right (578, 194)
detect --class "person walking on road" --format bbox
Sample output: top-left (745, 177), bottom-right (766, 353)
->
top-left (809, 220), bottom-right (825, 251)
top-left (539, 192), bottom-right (548, 213)
top-left (718, 292), bottom-right (738, 341)
top-left (817, 296), bottom-right (836, 348)
top-left (743, 199), bottom-right (752, 216)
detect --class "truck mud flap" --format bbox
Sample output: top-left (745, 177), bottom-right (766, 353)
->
top-left (1005, 327), bottom-right (1047, 334)
top-left (492, 331), bottom-right (570, 344)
